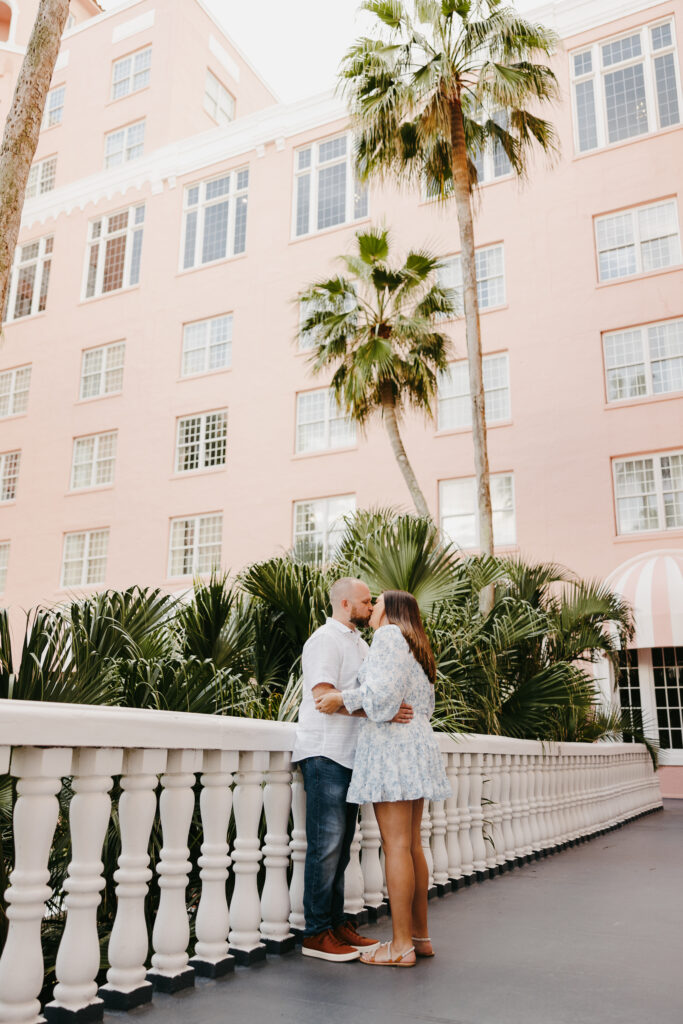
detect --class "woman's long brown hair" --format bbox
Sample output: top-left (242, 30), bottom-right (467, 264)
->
top-left (383, 590), bottom-right (436, 684)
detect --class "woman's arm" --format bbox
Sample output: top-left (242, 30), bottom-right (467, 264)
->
top-left (316, 687), bottom-right (414, 723)
top-left (339, 625), bottom-right (410, 722)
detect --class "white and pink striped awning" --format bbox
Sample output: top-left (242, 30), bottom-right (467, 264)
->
top-left (605, 549), bottom-right (683, 648)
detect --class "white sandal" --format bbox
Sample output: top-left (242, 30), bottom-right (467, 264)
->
top-left (360, 940), bottom-right (416, 967)
top-left (412, 936), bottom-right (435, 958)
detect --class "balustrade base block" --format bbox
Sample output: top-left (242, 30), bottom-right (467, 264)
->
top-left (366, 902), bottom-right (389, 921)
top-left (264, 936), bottom-right (297, 955)
top-left (436, 882), bottom-right (453, 896)
top-left (190, 955), bottom-right (235, 978)
top-left (229, 945), bottom-right (267, 965)
top-left (98, 983), bottom-right (153, 1011)
top-left (146, 967), bottom-right (195, 993)
top-left (427, 885), bottom-right (439, 900)
top-left (345, 909), bottom-right (369, 926)
top-left (44, 999), bottom-right (103, 1024)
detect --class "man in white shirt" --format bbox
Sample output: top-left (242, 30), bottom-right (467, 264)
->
top-left (293, 577), bottom-right (412, 962)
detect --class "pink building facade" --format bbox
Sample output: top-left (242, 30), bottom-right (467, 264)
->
top-left (0, 0), bottom-right (681, 791)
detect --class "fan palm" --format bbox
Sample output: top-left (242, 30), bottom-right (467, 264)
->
top-left (341, 0), bottom-right (559, 563)
top-left (299, 225), bottom-right (455, 515)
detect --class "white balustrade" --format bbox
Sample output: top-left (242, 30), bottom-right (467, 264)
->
top-left (260, 752), bottom-right (295, 953)
top-left (445, 754), bottom-right (462, 884)
top-left (468, 754), bottom-right (488, 877)
top-left (229, 751), bottom-right (268, 963)
top-left (360, 804), bottom-right (385, 911)
top-left (420, 802), bottom-right (435, 890)
top-left (288, 768), bottom-right (306, 933)
top-left (457, 753), bottom-right (475, 879)
top-left (343, 818), bottom-right (367, 920)
top-left (430, 795), bottom-right (449, 891)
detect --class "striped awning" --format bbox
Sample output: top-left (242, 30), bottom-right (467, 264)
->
top-left (605, 549), bottom-right (683, 648)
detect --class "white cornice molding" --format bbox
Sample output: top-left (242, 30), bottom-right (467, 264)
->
top-left (527, 0), bottom-right (671, 38)
top-left (21, 91), bottom-right (347, 229)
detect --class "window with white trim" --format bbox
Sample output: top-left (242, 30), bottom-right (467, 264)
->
top-left (653, 646), bottom-right (683, 749)
top-left (175, 410), bottom-right (227, 472)
top-left (613, 451), bottom-right (683, 534)
top-left (438, 353), bottom-right (510, 430)
top-left (294, 134), bottom-right (368, 238)
top-left (42, 85), bottom-right (65, 129)
top-left (26, 155), bottom-right (57, 198)
top-left (293, 494), bottom-right (356, 562)
top-left (0, 364), bottom-right (31, 418)
top-left (70, 432), bottom-right (118, 490)
top-left (603, 318), bottom-right (683, 401)
top-left (79, 342), bottom-right (125, 400)
top-left (437, 244), bottom-right (506, 314)
top-left (204, 70), bottom-right (235, 125)
top-left (295, 389), bottom-right (356, 454)
top-left (104, 120), bottom-right (145, 169)
top-left (595, 199), bottom-right (680, 281)
top-left (182, 168), bottom-right (248, 269)
top-left (61, 529), bottom-right (109, 587)
top-left (181, 314), bottom-right (232, 377)
top-left (4, 235), bottom-right (52, 321)
top-left (0, 542), bottom-right (8, 594)
top-left (84, 205), bottom-right (145, 298)
top-left (571, 19), bottom-right (681, 154)
top-left (168, 514), bottom-right (222, 577)
top-left (440, 473), bottom-right (516, 549)
top-left (0, 450), bottom-right (21, 503)
top-left (111, 47), bottom-right (151, 100)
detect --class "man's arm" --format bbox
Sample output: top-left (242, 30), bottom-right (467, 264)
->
top-left (313, 684), bottom-right (413, 723)
top-left (312, 682), bottom-right (365, 717)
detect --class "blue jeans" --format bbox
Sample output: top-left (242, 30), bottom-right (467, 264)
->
top-left (299, 756), bottom-right (359, 937)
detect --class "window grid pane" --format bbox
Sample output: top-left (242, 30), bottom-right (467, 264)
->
top-left (440, 473), bottom-right (515, 549)
top-left (0, 542), bottom-right (8, 594)
top-left (62, 529), bottom-right (109, 588)
top-left (0, 451), bottom-right (21, 502)
top-left (183, 170), bottom-right (248, 268)
top-left (112, 48), bottom-right (151, 99)
top-left (0, 365), bottom-right (31, 417)
top-left (85, 206), bottom-right (144, 298)
top-left (296, 390), bottom-right (355, 453)
top-left (293, 134), bottom-right (367, 238)
top-left (80, 342), bottom-right (125, 399)
top-left (652, 646), bottom-right (683, 749)
top-left (438, 355), bottom-right (509, 430)
top-left (169, 515), bottom-right (222, 577)
top-left (293, 495), bottom-right (355, 562)
top-left (617, 649), bottom-right (641, 742)
top-left (6, 235), bottom-right (53, 321)
top-left (181, 315), bottom-right (233, 376)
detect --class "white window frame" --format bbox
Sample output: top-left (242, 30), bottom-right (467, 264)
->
top-left (167, 513), bottom-right (223, 578)
top-left (438, 352), bottom-right (511, 431)
top-left (181, 167), bottom-right (249, 270)
top-left (595, 198), bottom-right (681, 282)
top-left (181, 313), bottom-right (233, 377)
top-left (437, 243), bottom-right (506, 316)
top-left (83, 204), bottom-right (145, 299)
top-left (26, 155), bottom-right (57, 198)
top-left (293, 494), bottom-right (356, 562)
top-left (613, 450), bottom-right (683, 535)
top-left (439, 472), bottom-right (516, 550)
top-left (0, 364), bottom-right (31, 418)
top-left (42, 85), bottom-right (65, 129)
top-left (295, 388), bottom-right (356, 454)
top-left (204, 69), bottom-right (235, 125)
top-left (60, 529), bottom-right (110, 588)
top-left (0, 542), bottom-right (9, 594)
top-left (293, 132), bottom-right (369, 239)
top-left (79, 341), bottom-right (125, 400)
top-left (70, 431), bottom-right (118, 491)
top-left (603, 317), bottom-right (683, 402)
top-left (104, 120), bottom-right (146, 169)
top-left (111, 46), bottom-right (152, 100)
top-left (4, 234), bottom-right (53, 322)
top-left (174, 409), bottom-right (228, 473)
top-left (570, 18), bottom-right (681, 155)
top-left (0, 450), bottom-right (21, 503)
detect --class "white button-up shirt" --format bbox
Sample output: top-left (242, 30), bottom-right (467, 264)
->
top-left (292, 617), bottom-right (369, 770)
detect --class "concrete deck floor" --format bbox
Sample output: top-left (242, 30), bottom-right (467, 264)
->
top-left (115, 799), bottom-right (682, 1024)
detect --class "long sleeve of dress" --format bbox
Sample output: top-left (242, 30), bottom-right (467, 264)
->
top-left (342, 625), bottom-right (409, 722)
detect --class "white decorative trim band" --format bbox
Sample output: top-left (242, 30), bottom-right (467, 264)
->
top-left (209, 34), bottom-right (240, 84)
top-left (112, 8), bottom-right (155, 45)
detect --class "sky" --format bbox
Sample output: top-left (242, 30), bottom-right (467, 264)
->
top-left (99, 0), bottom-right (547, 103)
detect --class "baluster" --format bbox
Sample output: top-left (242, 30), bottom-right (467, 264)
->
top-left (548, 757), bottom-right (562, 849)
top-left (527, 755), bottom-right (541, 856)
top-left (537, 754), bottom-right (551, 852)
top-left (0, 747), bottom-right (73, 1024)
top-left (500, 754), bottom-right (516, 868)
top-left (261, 752), bottom-right (295, 953)
top-left (445, 754), bottom-right (461, 887)
top-left (420, 802), bottom-right (435, 893)
top-left (344, 817), bottom-right (367, 923)
top-left (468, 754), bottom-right (488, 879)
top-left (430, 792), bottom-right (449, 894)
top-left (489, 754), bottom-right (506, 872)
top-left (147, 749), bottom-right (202, 991)
top-left (46, 748), bottom-right (123, 1023)
top-left (508, 754), bottom-right (526, 861)
top-left (229, 751), bottom-right (268, 963)
top-left (99, 748), bottom-right (167, 1009)
top-left (191, 750), bottom-right (238, 978)
top-left (457, 753), bottom-right (474, 879)
top-left (481, 754), bottom-right (497, 874)
top-left (288, 767), bottom-right (306, 934)
top-left (360, 804), bottom-right (386, 915)
top-left (518, 754), bottom-right (533, 860)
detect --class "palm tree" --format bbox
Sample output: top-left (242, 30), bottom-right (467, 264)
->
top-left (340, 0), bottom-right (559, 565)
top-left (299, 226), bottom-right (455, 515)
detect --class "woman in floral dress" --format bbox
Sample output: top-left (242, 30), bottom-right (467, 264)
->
top-left (316, 590), bottom-right (451, 967)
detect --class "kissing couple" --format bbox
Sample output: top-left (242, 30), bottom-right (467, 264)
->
top-left (292, 577), bottom-right (451, 968)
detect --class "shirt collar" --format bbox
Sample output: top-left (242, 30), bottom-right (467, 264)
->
top-left (326, 616), bottom-right (356, 636)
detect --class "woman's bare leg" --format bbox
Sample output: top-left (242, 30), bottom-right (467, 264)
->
top-left (374, 801), bottom-right (415, 957)
top-left (410, 799), bottom-right (433, 955)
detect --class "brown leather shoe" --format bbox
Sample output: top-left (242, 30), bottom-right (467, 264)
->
top-left (302, 929), bottom-right (360, 962)
top-left (333, 921), bottom-right (381, 951)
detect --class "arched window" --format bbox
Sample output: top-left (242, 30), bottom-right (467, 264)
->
top-left (0, 3), bottom-right (13, 43)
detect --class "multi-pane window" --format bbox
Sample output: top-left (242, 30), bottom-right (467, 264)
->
top-left (603, 318), bottom-right (683, 401)
top-left (181, 314), bottom-right (232, 376)
top-left (571, 19), bottom-right (681, 153)
top-left (653, 646), bottom-right (683, 749)
top-left (295, 389), bottom-right (356, 454)
top-left (182, 169), bottom-right (248, 268)
top-left (61, 529), bottom-right (109, 587)
top-left (294, 134), bottom-right (368, 238)
top-left (617, 649), bottom-right (641, 741)
top-left (168, 514), bottom-right (222, 577)
top-left (79, 342), bottom-right (125, 400)
top-left (0, 365), bottom-right (31, 417)
top-left (5, 235), bottom-right (53, 321)
top-left (438, 353), bottom-right (510, 430)
top-left (85, 205), bottom-right (145, 297)
top-left (26, 156), bottom-right (57, 198)
top-left (42, 85), bottom-right (65, 129)
top-left (0, 542), bottom-right (8, 594)
top-left (0, 450), bottom-right (21, 503)
top-left (204, 70), bottom-right (235, 125)
top-left (440, 473), bottom-right (516, 549)
top-left (595, 199), bottom-right (680, 281)
top-left (175, 410), bottom-right (227, 472)
top-left (613, 451), bottom-right (683, 534)
top-left (111, 47), bottom-right (152, 100)
top-left (104, 121), bottom-right (145, 169)
top-left (293, 495), bottom-right (356, 562)
top-left (437, 244), bottom-right (506, 315)
top-left (70, 432), bottom-right (118, 490)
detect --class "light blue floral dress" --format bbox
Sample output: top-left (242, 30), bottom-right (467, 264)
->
top-left (342, 624), bottom-right (451, 804)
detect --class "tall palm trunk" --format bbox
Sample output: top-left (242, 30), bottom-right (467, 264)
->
top-left (450, 96), bottom-right (494, 614)
top-left (380, 382), bottom-right (430, 517)
top-left (0, 0), bottom-right (70, 322)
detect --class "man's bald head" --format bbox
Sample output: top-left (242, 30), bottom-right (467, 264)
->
top-left (329, 577), bottom-right (373, 629)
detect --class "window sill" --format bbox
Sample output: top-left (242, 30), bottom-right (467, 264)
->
top-left (79, 284), bottom-right (141, 306)
top-left (56, 583), bottom-right (107, 595)
top-left (162, 573), bottom-right (215, 585)
top-left (75, 392), bottom-right (124, 405)
top-left (65, 485), bottom-right (115, 497)
top-left (292, 445), bottom-right (358, 460)
top-left (614, 528), bottom-right (683, 543)
top-left (449, 542), bottom-right (519, 554)
top-left (435, 420), bottom-right (512, 437)
top-left (3, 310), bottom-right (48, 327)
top-left (170, 467), bottom-right (227, 481)
top-left (40, 123), bottom-right (63, 135)
top-left (604, 392), bottom-right (683, 411)
top-left (596, 264), bottom-right (682, 289)
top-left (439, 304), bottom-right (509, 323)
top-left (0, 501), bottom-right (17, 508)
top-left (418, 173), bottom-right (514, 205)
top-left (105, 85), bottom-right (151, 108)
top-left (573, 122), bottom-right (683, 163)
top-left (177, 367), bottom-right (232, 383)
top-left (0, 412), bottom-right (29, 424)
top-left (289, 216), bottom-right (371, 247)
top-left (176, 252), bottom-right (248, 277)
